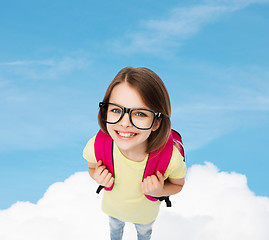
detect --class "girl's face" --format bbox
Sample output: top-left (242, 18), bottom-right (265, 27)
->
top-left (106, 82), bottom-right (160, 161)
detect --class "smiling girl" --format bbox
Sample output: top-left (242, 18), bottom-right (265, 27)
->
top-left (83, 67), bottom-right (186, 240)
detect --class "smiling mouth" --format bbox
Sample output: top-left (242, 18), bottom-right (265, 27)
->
top-left (116, 131), bottom-right (137, 138)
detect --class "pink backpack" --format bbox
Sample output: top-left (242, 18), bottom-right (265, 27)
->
top-left (94, 129), bottom-right (185, 207)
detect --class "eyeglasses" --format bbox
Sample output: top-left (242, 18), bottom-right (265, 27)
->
top-left (99, 102), bottom-right (162, 130)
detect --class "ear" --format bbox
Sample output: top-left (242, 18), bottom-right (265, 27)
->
top-left (152, 118), bottom-right (162, 132)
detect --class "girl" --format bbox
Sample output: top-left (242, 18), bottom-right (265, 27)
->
top-left (83, 67), bottom-right (186, 240)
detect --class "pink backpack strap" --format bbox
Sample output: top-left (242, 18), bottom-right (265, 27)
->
top-left (143, 132), bottom-right (174, 204)
top-left (94, 129), bottom-right (114, 191)
top-left (171, 129), bottom-right (186, 162)
top-left (143, 129), bottom-right (185, 207)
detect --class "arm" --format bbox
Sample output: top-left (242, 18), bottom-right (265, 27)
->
top-left (141, 171), bottom-right (185, 198)
top-left (88, 160), bottom-right (114, 188)
top-left (162, 177), bottom-right (185, 196)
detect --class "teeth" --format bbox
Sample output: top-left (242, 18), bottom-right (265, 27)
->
top-left (117, 131), bottom-right (136, 137)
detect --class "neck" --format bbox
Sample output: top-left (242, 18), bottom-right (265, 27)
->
top-left (119, 147), bottom-right (148, 162)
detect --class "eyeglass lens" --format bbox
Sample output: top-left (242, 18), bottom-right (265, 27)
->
top-left (101, 103), bottom-right (156, 129)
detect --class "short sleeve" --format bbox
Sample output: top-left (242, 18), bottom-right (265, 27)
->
top-left (82, 136), bottom-right (97, 163)
top-left (164, 145), bottom-right (187, 179)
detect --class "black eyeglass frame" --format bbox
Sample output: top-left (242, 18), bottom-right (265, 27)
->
top-left (99, 102), bottom-right (162, 130)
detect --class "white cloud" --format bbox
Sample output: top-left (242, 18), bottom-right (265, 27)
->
top-left (156, 162), bottom-right (269, 239)
top-left (1, 163), bottom-right (268, 240)
top-left (109, 0), bottom-right (269, 55)
top-left (109, 5), bottom-right (226, 55)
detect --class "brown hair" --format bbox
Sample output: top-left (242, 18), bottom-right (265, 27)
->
top-left (98, 67), bottom-right (171, 153)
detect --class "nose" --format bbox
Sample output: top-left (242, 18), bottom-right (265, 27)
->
top-left (119, 112), bottom-right (132, 128)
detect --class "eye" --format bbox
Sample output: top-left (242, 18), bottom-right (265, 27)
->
top-left (110, 108), bottom-right (122, 114)
top-left (135, 111), bottom-right (147, 117)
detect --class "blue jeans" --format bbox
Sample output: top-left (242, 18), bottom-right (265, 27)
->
top-left (109, 216), bottom-right (155, 240)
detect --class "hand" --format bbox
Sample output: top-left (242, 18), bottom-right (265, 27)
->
top-left (92, 160), bottom-right (114, 188)
top-left (141, 171), bottom-right (164, 197)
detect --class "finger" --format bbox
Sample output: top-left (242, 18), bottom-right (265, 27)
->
top-left (100, 169), bottom-right (109, 179)
top-left (107, 177), bottom-right (114, 188)
top-left (143, 183), bottom-right (149, 194)
top-left (96, 169), bottom-right (109, 185)
top-left (150, 175), bottom-right (160, 192)
top-left (94, 165), bottom-right (106, 176)
top-left (150, 175), bottom-right (158, 184)
top-left (103, 172), bottom-right (112, 186)
top-left (156, 171), bottom-right (164, 182)
top-left (141, 179), bottom-right (149, 193)
top-left (146, 176), bottom-right (154, 186)
top-left (146, 177), bottom-right (154, 192)
top-left (95, 160), bottom-right (103, 169)
top-left (94, 169), bottom-right (104, 183)
top-left (93, 166), bottom-right (107, 183)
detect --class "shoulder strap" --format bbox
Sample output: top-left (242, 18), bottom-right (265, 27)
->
top-left (94, 129), bottom-right (114, 191)
top-left (143, 132), bottom-right (174, 179)
top-left (143, 129), bottom-right (186, 207)
top-left (171, 129), bottom-right (186, 162)
top-left (143, 131), bottom-right (174, 205)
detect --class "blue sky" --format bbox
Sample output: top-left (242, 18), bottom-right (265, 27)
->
top-left (0, 0), bottom-right (269, 210)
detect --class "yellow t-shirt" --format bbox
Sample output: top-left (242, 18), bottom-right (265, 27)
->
top-left (83, 136), bottom-right (187, 224)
